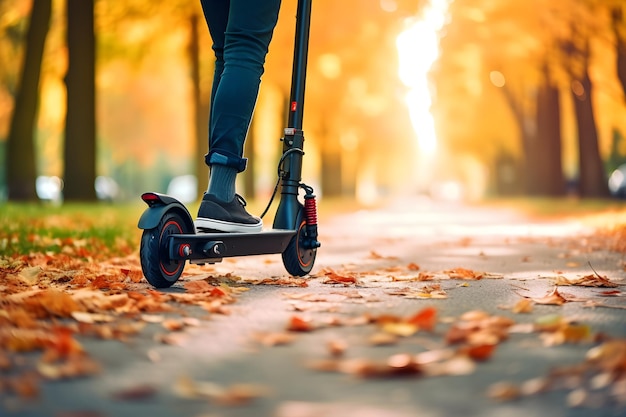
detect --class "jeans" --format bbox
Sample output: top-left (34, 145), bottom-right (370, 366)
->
top-left (200, 0), bottom-right (282, 172)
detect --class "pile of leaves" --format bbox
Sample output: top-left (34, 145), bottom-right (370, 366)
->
top-left (0, 249), bottom-right (245, 400)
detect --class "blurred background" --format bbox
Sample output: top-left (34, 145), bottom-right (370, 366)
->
top-left (1, 0), bottom-right (625, 206)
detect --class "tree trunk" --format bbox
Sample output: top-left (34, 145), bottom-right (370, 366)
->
top-left (6, 0), bottom-right (52, 201)
top-left (63, 0), bottom-right (97, 201)
top-left (572, 65), bottom-right (609, 198)
top-left (612, 7), bottom-right (626, 100)
top-left (500, 84), bottom-right (542, 195)
top-left (535, 64), bottom-right (565, 195)
top-left (189, 13), bottom-right (210, 199)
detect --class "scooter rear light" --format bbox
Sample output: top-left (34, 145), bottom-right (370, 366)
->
top-left (141, 192), bottom-right (161, 206)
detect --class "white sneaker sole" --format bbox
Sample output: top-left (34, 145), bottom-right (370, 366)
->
top-left (194, 217), bottom-right (263, 233)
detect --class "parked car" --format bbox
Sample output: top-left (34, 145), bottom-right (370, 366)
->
top-left (608, 164), bottom-right (626, 198)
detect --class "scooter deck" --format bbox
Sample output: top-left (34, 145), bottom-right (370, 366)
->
top-left (168, 229), bottom-right (296, 263)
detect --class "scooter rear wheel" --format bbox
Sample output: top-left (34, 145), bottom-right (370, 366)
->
top-left (282, 209), bottom-right (316, 276)
top-left (140, 211), bottom-right (188, 288)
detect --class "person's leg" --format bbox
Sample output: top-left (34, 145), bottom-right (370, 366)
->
top-left (200, 0), bottom-right (237, 205)
top-left (206, 0), bottom-right (282, 174)
top-left (196, 0), bottom-right (281, 232)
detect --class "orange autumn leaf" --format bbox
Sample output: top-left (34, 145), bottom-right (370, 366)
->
top-left (406, 307), bottom-right (437, 331)
top-left (41, 327), bottom-right (84, 363)
top-left (598, 290), bottom-right (622, 297)
top-left (322, 268), bottom-right (359, 285)
top-left (445, 267), bottom-right (484, 280)
top-left (407, 263), bottom-right (420, 271)
top-left (121, 268), bottom-right (144, 283)
top-left (462, 343), bottom-right (497, 362)
top-left (25, 289), bottom-right (82, 318)
top-left (209, 287), bottom-right (228, 297)
top-left (532, 287), bottom-right (567, 306)
top-left (287, 315), bottom-right (314, 332)
top-left (512, 298), bottom-right (534, 314)
top-left (368, 251), bottom-right (398, 260)
top-left (381, 322), bottom-right (419, 337)
top-left (184, 280), bottom-right (214, 293)
top-left (90, 275), bottom-right (116, 290)
top-left (554, 274), bottom-right (619, 288)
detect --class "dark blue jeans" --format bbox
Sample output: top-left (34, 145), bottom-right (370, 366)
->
top-left (200, 0), bottom-right (282, 172)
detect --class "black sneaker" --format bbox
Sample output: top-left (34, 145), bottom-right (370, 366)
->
top-left (195, 193), bottom-right (263, 233)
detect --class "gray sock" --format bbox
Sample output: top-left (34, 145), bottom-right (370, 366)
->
top-left (208, 164), bottom-right (237, 203)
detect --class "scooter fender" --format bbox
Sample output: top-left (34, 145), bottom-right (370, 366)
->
top-left (137, 195), bottom-right (194, 231)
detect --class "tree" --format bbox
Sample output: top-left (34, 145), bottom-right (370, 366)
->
top-left (63, 0), bottom-right (97, 201)
top-left (561, 1), bottom-right (611, 198)
top-left (434, 0), bottom-right (618, 197)
top-left (535, 63), bottom-right (566, 195)
top-left (188, 12), bottom-right (210, 198)
top-left (566, 37), bottom-right (609, 197)
top-left (6, 0), bottom-right (52, 201)
top-left (611, 5), bottom-right (626, 100)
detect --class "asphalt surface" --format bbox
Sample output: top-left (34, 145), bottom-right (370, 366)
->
top-left (3, 197), bottom-right (626, 417)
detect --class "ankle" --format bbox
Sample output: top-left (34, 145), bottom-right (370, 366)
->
top-left (208, 164), bottom-right (237, 202)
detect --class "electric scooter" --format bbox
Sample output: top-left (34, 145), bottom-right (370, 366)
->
top-left (137, 0), bottom-right (320, 289)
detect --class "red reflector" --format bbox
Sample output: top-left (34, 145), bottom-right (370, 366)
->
top-left (291, 101), bottom-right (297, 112)
top-left (141, 192), bottom-right (159, 202)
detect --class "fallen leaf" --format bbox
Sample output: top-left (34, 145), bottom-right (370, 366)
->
top-left (596, 290), bottom-right (622, 297)
top-left (487, 381), bottom-right (521, 401)
top-left (253, 332), bottom-right (297, 347)
top-left (407, 263), bottom-right (420, 271)
top-left (162, 319), bottom-right (185, 331)
top-left (37, 355), bottom-right (101, 380)
top-left (460, 344), bottom-right (497, 362)
top-left (111, 384), bottom-right (158, 401)
top-left (368, 332), bottom-right (398, 346)
top-left (327, 339), bottom-right (348, 357)
top-left (368, 251), bottom-right (397, 260)
top-left (444, 267), bottom-right (483, 280)
top-left (406, 306), bottom-right (437, 331)
top-left (381, 322), bottom-right (419, 337)
top-left (16, 266), bottom-right (42, 285)
top-left (555, 274), bottom-right (619, 288)
top-left (184, 280), bottom-right (214, 293)
top-left (8, 372), bottom-right (40, 398)
top-left (172, 375), bottom-right (268, 405)
top-left (322, 269), bottom-right (359, 285)
top-left (251, 277), bottom-right (308, 287)
top-left (511, 298), bottom-right (534, 314)
top-left (71, 311), bottom-right (114, 324)
top-left (287, 316), bottom-right (314, 332)
top-left (532, 287), bottom-right (567, 306)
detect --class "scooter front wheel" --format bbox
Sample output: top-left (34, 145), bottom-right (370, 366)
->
top-left (282, 209), bottom-right (317, 276)
top-left (140, 211), bottom-right (188, 288)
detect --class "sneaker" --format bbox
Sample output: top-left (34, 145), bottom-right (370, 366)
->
top-left (195, 193), bottom-right (263, 233)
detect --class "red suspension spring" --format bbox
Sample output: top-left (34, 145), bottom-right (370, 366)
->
top-left (304, 195), bottom-right (318, 226)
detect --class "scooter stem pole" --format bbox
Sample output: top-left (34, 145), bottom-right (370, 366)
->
top-left (288, 0), bottom-right (312, 130)
top-left (274, 0), bottom-right (312, 231)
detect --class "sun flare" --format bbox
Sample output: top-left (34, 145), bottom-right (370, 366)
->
top-left (396, 0), bottom-right (449, 156)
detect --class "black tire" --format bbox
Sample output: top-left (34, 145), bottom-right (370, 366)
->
top-left (140, 211), bottom-right (188, 288)
top-left (282, 209), bottom-right (317, 276)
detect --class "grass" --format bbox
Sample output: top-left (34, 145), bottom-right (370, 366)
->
top-left (0, 202), bottom-right (146, 258)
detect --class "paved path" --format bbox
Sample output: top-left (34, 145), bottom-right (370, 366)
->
top-left (4, 198), bottom-right (626, 417)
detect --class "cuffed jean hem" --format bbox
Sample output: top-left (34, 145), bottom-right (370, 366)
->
top-left (205, 151), bottom-right (248, 173)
